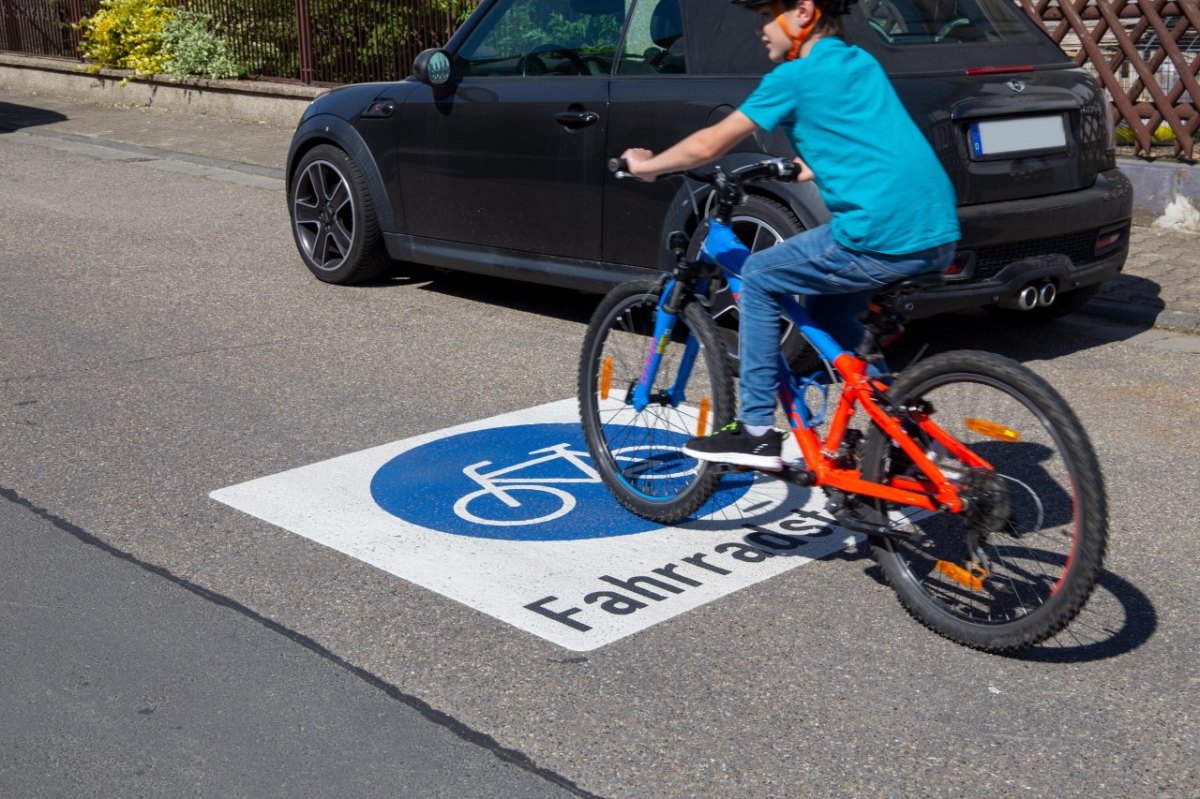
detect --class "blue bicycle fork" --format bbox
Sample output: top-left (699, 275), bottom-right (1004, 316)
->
top-left (629, 218), bottom-right (852, 427)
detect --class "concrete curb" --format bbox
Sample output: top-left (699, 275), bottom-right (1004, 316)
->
top-left (1081, 298), bottom-right (1200, 334)
top-left (1118, 156), bottom-right (1200, 233)
top-left (0, 53), bottom-right (322, 129)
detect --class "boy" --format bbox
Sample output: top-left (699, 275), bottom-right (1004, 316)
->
top-left (620, 0), bottom-right (960, 471)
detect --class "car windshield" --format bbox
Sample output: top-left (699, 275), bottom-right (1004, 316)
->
top-left (862, 0), bottom-right (1039, 46)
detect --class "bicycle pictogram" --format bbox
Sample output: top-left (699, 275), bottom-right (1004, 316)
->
top-left (453, 441), bottom-right (696, 527)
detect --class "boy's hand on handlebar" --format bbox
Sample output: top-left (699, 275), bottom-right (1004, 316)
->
top-left (620, 148), bottom-right (657, 182)
top-left (792, 157), bottom-right (814, 183)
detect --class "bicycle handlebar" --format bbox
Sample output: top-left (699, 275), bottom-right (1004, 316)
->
top-left (608, 156), bottom-right (798, 185)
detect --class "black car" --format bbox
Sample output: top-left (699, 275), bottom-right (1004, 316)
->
top-left (286, 0), bottom-right (1132, 323)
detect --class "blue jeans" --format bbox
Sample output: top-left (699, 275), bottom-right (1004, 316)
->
top-left (737, 224), bottom-right (955, 427)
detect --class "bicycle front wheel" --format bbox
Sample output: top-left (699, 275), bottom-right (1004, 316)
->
top-left (579, 279), bottom-right (734, 523)
top-left (861, 351), bottom-right (1107, 652)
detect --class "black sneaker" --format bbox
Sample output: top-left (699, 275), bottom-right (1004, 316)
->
top-left (682, 421), bottom-right (784, 471)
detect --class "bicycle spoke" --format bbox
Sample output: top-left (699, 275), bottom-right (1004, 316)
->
top-left (579, 281), bottom-right (734, 522)
top-left (864, 351), bottom-right (1106, 651)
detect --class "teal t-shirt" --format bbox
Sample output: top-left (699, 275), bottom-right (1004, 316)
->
top-left (739, 37), bottom-right (960, 255)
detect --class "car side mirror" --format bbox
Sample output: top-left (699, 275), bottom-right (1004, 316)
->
top-left (413, 48), bottom-right (454, 88)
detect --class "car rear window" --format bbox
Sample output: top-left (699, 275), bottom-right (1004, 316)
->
top-left (862, 0), bottom-right (1042, 46)
top-left (677, 0), bottom-right (1064, 77)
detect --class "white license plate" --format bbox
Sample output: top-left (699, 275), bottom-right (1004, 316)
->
top-left (969, 115), bottom-right (1067, 158)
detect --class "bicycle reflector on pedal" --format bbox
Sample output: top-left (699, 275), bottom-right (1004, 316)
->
top-left (936, 560), bottom-right (987, 591)
top-left (697, 396), bottom-right (710, 437)
top-left (965, 418), bottom-right (1021, 442)
top-left (600, 356), bottom-right (613, 400)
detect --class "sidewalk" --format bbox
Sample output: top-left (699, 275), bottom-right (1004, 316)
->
top-left (2, 87), bottom-right (1197, 334)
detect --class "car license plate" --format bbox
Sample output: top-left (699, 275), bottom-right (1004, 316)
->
top-left (969, 115), bottom-right (1067, 158)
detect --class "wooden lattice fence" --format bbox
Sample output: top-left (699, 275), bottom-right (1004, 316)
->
top-left (1020, 0), bottom-right (1199, 158)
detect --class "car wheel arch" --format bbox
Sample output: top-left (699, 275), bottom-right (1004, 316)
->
top-left (655, 159), bottom-right (828, 270)
top-left (287, 115), bottom-right (402, 236)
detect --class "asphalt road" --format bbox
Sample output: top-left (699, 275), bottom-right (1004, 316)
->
top-left (2, 133), bottom-right (1198, 798)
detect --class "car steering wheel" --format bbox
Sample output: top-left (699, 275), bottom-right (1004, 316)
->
top-left (519, 43), bottom-right (590, 76)
top-left (935, 17), bottom-right (972, 42)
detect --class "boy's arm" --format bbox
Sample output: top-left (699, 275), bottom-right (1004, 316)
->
top-left (620, 111), bottom-right (760, 182)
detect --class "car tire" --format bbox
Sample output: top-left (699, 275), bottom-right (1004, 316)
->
top-left (706, 194), bottom-right (824, 376)
top-left (290, 144), bottom-right (390, 285)
top-left (984, 283), bottom-right (1101, 323)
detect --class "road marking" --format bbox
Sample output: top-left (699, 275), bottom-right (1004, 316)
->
top-left (210, 399), bottom-right (858, 651)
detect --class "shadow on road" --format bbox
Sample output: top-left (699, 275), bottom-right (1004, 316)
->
top-left (373, 266), bottom-right (1160, 365)
top-left (0, 101), bottom-right (69, 133)
top-left (880, 302), bottom-right (1156, 365)
top-left (371, 267), bottom-right (601, 326)
top-left (1009, 568), bottom-right (1157, 663)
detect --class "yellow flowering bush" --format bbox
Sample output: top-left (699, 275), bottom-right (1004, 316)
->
top-left (78, 0), bottom-right (176, 81)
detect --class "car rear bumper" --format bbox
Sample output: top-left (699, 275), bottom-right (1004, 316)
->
top-left (907, 167), bottom-right (1133, 318)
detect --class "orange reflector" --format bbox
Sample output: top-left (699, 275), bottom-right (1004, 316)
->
top-left (936, 560), bottom-right (986, 591)
top-left (697, 397), bottom-right (710, 437)
top-left (965, 418), bottom-right (1020, 442)
top-left (600, 356), bottom-right (613, 400)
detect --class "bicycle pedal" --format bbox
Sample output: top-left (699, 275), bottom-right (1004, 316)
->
top-left (781, 462), bottom-right (816, 486)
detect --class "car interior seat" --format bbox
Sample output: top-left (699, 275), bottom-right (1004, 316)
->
top-left (647, 0), bottom-right (685, 73)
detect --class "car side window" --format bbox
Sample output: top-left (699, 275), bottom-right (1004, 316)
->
top-left (616, 0), bottom-right (686, 75)
top-left (455, 0), bottom-right (625, 77)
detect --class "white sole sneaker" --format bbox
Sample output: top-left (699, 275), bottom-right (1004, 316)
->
top-left (681, 446), bottom-right (784, 472)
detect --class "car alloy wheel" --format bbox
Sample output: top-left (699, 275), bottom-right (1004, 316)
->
top-left (292, 159), bottom-right (356, 273)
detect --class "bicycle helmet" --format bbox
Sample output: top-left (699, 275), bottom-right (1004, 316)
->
top-left (730, 0), bottom-right (856, 14)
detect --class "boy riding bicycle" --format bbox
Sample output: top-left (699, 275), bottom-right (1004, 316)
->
top-left (620, 0), bottom-right (960, 472)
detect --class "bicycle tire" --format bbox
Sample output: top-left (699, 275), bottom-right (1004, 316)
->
top-left (579, 279), bottom-right (734, 523)
top-left (860, 351), bottom-right (1107, 652)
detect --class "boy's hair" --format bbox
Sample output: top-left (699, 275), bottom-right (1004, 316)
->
top-left (813, 1), bottom-right (848, 37)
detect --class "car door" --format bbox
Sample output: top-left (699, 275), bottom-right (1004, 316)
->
top-left (603, 0), bottom-right (777, 269)
top-left (396, 0), bottom-right (624, 261)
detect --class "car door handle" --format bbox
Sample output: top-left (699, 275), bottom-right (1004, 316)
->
top-left (554, 110), bottom-right (600, 129)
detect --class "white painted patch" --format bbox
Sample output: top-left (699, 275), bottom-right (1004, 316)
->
top-left (1153, 193), bottom-right (1200, 234)
top-left (210, 399), bottom-right (858, 651)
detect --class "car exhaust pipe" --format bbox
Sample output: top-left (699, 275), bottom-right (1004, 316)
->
top-left (997, 284), bottom-right (1040, 311)
top-left (1037, 281), bottom-right (1057, 307)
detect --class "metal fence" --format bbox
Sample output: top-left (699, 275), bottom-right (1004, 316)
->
top-left (0, 0), bottom-right (477, 84)
top-left (1, 0), bottom-right (1197, 155)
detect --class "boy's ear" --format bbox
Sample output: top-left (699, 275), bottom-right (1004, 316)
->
top-left (796, 0), bottom-right (819, 25)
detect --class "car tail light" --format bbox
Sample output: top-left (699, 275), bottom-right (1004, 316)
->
top-left (1102, 108), bottom-right (1117, 153)
top-left (943, 252), bottom-right (974, 280)
top-left (1095, 226), bottom-right (1125, 255)
top-left (965, 65), bottom-right (1034, 76)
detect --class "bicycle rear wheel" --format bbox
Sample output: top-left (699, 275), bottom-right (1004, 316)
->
top-left (579, 279), bottom-right (734, 523)
top-left (860, 351), bottom-right (1107, 652)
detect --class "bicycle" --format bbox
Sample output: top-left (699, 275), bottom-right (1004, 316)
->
top-left (577, 156), bottom-right (1107, 652)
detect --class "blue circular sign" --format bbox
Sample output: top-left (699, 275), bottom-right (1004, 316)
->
top-left (370, 423), bottom-right (752, 541)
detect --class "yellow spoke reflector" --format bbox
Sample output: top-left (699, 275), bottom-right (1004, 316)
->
top-left (600, 356), bottom-right (613, 400)
top-left (697, 397), bottom-right (711, 437)
top-left (965, 417), bottom-right (1021, 442)
top-left (935, 560), bottom-right (986, 591)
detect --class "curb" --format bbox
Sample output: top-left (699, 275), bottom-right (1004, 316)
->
top-left (1081, 298), bottom-right (1200, 334)
top-left (1118, 157), bottom-right (1200, 233)
top-left (0, 53), bottom-right (322, 128)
